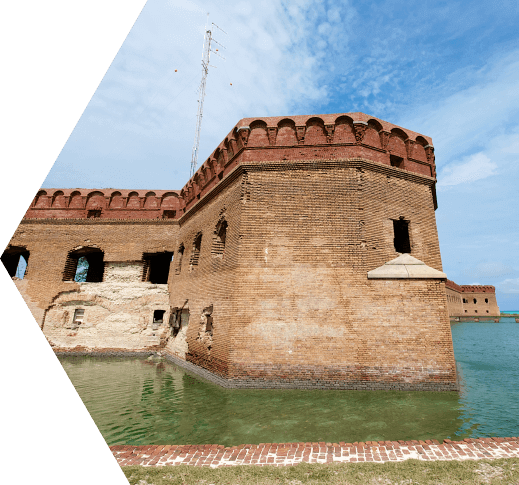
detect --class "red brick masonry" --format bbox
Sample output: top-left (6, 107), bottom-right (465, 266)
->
top-left (111, 438), bottom-right (519, 467)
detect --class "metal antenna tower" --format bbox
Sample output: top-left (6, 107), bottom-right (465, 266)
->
top-left (190, 17), bottom-right (226, 178)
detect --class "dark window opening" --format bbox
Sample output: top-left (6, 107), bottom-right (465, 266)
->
top-left (63, 247), bottom-right (104, 282)
top-left (463, 298), bottom-right (468, 304)
top-left (190, 234), bottom-right (202, 269)
top-left (153, 310), bottom-right (165, 323)
top-left (393, 219), bottom-right (411, 253)
top-left (475, 310), bottom-right (478, 313)
top-left (175, 245), bottom-right (184, 275)
top-left (1, 247), bottom-right (30, 279)
top-left (87, 209), bottom-right (102, 218)
top-left (473, 298), bottom-right (477, 304)
top-left (162, 210), bottom-right (176, 219)
top-left (205, 314), bottom-right (213, 333)
top-left (485, 298), bottom-right (489, 304)
top-left (390, 155), bottom-right (404, 169)
top-left (142, 252), bottom-right (173, 284)
top-left (212, 219), bottom-right (228, 257)
top-left (464, 310), bottom-right (467, 313)
top-left (486, 310), bottom-right (489, 313)
top-left (218, 172), bottom-right (223, 181)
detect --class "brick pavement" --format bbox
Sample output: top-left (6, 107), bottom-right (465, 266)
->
top-left (111, 437), bottom-right (519, 468)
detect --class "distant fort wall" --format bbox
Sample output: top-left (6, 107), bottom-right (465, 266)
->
top-left (445, 280), bottom-right (500, 317)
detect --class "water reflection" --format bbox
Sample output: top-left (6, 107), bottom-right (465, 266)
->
top-left (61, 355), bottom-right (466, 446)
top-left (60, 319), bottom-right (519, 446)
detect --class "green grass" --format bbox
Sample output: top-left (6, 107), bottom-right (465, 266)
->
top-left (123, 458), bottom-right (519, 484)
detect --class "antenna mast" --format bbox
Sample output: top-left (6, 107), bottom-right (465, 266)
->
top-left (190, 17), bottom-right (226, 178)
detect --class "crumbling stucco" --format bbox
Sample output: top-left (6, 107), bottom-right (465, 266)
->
top-left (43, 262), bottom-right (171, 351)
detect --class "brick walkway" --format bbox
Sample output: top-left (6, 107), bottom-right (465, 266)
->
top-left (111, 437), bottom-right (519, 468)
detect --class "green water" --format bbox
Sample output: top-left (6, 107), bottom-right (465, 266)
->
top-left (59, 318), bottom-right (519, 446)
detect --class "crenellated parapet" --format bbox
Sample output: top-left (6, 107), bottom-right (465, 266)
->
top-left (26, 112), bottom-right (436, 220)
top-left (25, 189), bottom-right (181, 220)
top-left (460, 285), bottom-right (496, 294)
top-left (445, 279), bottom-right (464, 293)
top-left (446, 280), bottom-right (496, 294)
top-left (180, 112), bottom-right (436, 211)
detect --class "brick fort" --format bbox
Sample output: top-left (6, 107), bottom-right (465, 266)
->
top-left (4, 112), bottom-right (493, 391)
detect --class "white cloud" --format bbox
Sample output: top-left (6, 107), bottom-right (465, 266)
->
top-left (402, 50), bottom-right (519, 163)
top-left (437, 152), bottom-right (497, 188)
top-left (497, 278), bottom-right (519, 294)
top-left (462, 262), bottom-right (515, 279)
top-left (44, 0), bottom-right (359, 188)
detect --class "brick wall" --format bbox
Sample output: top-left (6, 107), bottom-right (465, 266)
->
top-left (5, 220), bottom-right (178, 350)
top-left (166, 170), bottom-right (244, 374)
top-left (223, 160), bottom-right (455, 389)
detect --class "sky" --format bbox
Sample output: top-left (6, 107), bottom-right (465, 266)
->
top-left (39, 0), bottom-right (519, 309)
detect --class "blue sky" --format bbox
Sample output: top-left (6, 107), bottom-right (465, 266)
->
top-left (6, 0), bottom-right (519, 309)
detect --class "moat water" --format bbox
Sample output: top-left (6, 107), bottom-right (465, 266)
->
top-left (59, 317), bottom-right (519, 446)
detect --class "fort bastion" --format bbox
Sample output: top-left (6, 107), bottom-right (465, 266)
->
top-left (3, 112), bottom-right (462, 391)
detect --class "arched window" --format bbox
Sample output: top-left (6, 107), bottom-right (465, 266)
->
top-left (1, 246), bottom-right (30, 279)
top-left (175, 244), bottom-right (184, 275)
top-left (190, 234), bottom-right (202, 270)
top-left (212, 219), bottom-right (227, 257)
top-left (63, 247), bottom-right (104, 282)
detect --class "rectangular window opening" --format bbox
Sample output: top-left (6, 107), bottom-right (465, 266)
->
top-left (162, 210), bottom-right (176, 219)
top-left (73, 309), bottom-right (85, 325)
top-left (153, 310), bottom-right (165, 323)
top-left (142, 252), bottom-right (173, 284)
top-left (393, 219), bottom-right (411, 253)
top-left (87, 209), bottom-right (101, 218)
top-left (390, 155), bottom-right (404, 169)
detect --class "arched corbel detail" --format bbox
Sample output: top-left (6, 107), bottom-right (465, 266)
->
top-left (228, 137), bottom-right (238, 158)
top-left (220, 146), bottom-right (228, 166)
top-left (424, 145), bottom-right (435, 164)
top-left (34, 190), bottom-right (50, 208)
top-left (51, 190), bottom-right (65, 208)
top-left (295, 125), bottom-right (306, 144)
top-left (237, 126), bottom-right (250, 147)
top-left (199, 165), bottom-right (207, 185)
top-left (353, 121), bottom-right (368, 144)
top-left (379, 131), bottom-right (391, 150)
top-left (325, 123), bottom-right (335, 143)
top-left (405, 139), bottom-right (416, 159)
top-left (267, 126), bottom-right (278, 146)
top-left (208, 158), bottom-right (217, 178)
top-left (192, 174), bottom-right (200, 194)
